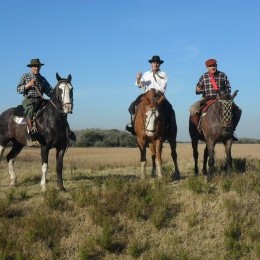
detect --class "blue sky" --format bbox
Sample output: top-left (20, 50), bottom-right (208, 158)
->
top-left (0, 0), bottom-right (259, 141)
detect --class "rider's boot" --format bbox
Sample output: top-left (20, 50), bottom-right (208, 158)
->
top-left (125, 114), bottom-right (136, 135)
top-left (27, 117), bottom-right (41, 142)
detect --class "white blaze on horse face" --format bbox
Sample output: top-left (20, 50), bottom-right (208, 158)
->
top-left (59, 83), bottom-right (73, 113)
top-left (145, 109), bottom-right (159, 136)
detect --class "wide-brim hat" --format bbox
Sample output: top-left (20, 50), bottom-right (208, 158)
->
top-left (27, 58), bottom-right (44, 67)
top-left (148, 55), bottom-right (164, 64)
top-left (205, 59), bottom-right (217, 66)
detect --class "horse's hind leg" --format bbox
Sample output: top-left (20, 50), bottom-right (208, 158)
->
top-left (202, 146), bottom-right (208, 176)
top-left (191, 138), bottom-right (199, 176)
top-left (6, 142), bottom-right (23, 187)
top-left (0, 145), bottom-right (6, 161)
top-left (168, 137), bottom-right (180, 180)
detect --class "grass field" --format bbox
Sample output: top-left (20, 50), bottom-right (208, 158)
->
top-left (0, 143), bottom-right (259, 259)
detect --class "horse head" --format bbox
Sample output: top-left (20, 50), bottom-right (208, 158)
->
top-left (52, 73), bottom-right (73, 114)
top-left (142, 89), bottom-right (165, 136)
top-left (217, 88), bottom-right (237, 128)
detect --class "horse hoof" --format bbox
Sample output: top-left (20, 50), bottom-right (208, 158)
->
top-left (58, 186), bottom-right (67, 192)
top-left (10, 181), bottom-right (16, 187)
top-left (173, 172), bottom-right (180, 180)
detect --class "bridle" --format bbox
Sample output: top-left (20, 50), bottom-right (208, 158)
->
top-left (50, 80), bottom-right (73, 114)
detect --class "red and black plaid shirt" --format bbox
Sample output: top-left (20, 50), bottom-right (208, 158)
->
top-left (196, 70), bottom-right (231, 99)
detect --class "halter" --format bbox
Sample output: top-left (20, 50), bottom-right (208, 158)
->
top-left (145, 108), bottom-right (159, 136)
top-left (218, 99), bottom-right (233, 127)
top-left (50, 80), bottom-right (73, 114)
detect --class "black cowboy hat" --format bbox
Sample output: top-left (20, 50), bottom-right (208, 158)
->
top-left (27, 58), bottom-right (44, 67)
top-left (148, 55), bottom-right (164, 64)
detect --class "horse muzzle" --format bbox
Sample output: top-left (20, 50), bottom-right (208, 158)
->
top-left (63, 103), bottom-right (73, 114)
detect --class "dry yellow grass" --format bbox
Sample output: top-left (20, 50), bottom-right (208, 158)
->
top-left (0, 143), bottom-right (259, 259)
top-left (1, 143), bottom-right (260, 184)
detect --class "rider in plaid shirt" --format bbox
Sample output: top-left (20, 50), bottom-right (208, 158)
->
top-left (17, 59), bottom-right (53, 137)
top-left (17, 71), bottom-right (53, 98)
top-left (17, 58), bottom-right (76, 142)
top-left (189, 58), bottom-right (242, 140)
top-left (196, 70), bottom-right (231, 99)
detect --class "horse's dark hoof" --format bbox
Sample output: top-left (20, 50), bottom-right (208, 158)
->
top-left (58, 185), bottom-right (67, 192)
top-left (172, 172), bottom-right (180, 180)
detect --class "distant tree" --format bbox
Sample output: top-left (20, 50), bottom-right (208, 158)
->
top-left (76, 129), bottom-right (137, 147)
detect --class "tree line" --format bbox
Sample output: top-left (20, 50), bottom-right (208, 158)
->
top-left (72, 129), bottom-right (260, 147)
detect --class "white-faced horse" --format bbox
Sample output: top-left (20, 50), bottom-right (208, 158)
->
top-left (0, 73), bottom-right (73, 191)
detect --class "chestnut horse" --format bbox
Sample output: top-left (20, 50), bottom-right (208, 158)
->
top-left (189, 89), bottom-right (238, 181)
top-left (0, 73), bottom-right (73, 191)
top-left (134, 89), bottom-right (180, 179)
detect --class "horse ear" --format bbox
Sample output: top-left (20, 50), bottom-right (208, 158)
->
top-left (56, 73), bottom-right (62, 81)
top-left (68, 74), bottom-right (72, 83)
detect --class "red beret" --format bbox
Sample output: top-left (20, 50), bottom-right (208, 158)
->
top-left (205, 59), bottom-right (217, 66)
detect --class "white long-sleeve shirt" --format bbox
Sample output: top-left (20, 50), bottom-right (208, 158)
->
top-left (135, 70), bottom-right (168, 94)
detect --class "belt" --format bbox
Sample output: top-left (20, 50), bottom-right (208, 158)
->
top-left (26, 96), bottom-right (42, 100)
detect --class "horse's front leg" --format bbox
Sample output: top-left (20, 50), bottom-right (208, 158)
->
top-left (154, 140), bottom-right (163, 178)
top-left (137, 138), bottom-right (147, 179)
top-left (207, 139), bottom-right (216, 181)
top-left (56, 148), bottom-right (66, 191)
top-left (224, 139), bottom-right (233, 176)
top-left (41, 147), bottom-right (50, 192)
top-left (149, 142), bottom-right (156, 177)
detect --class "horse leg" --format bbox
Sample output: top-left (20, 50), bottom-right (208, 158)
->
top-left (0, 145), bottom-right (6, 162)
top-left (191, 138), bottom-right (199, 176)
top-left (207, 139), bottom-right (215, 181)
top-left (41, 146), bottom-right (50, 192)
top-left (137, 138), bottom-right (147, 179)
top-left (168, 137), bottom-right (180, 180)
top-left (224, 139), bottom-right (233, 176)
top-left (149, 142), bottom-right (157, 177)
top-left (6, 142), bottom-right (23, 187)
top-left (155, 140), bottom-right (163, 178)
top-left (202, 146), bottom-right (208, 176)
top-left (56, 148), bottom-right (66, 191)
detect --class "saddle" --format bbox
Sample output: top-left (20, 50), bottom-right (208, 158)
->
top-left (197, 99), bottom-right (216, 133)
top-left (13, 99), bottom-right (48, 122)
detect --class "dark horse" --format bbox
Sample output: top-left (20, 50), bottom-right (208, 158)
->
top-left (189, 89), bottom-right (238, 181)
top-left (134, 89), bottom-right (180, 179)
top-left (0, 73), bottom-right (73, 191)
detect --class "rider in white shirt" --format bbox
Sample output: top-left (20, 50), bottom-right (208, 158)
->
top-left (126, 55), bottom-right (174, 135)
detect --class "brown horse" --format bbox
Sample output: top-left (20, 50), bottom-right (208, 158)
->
top-left (134, 89), bottom-right (180, 179)
top-left (189, 89), bottom-right (238, 181)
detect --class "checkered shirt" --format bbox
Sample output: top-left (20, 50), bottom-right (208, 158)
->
top-left (17, 72), bottom-right (53, 98)
top-left (196, 70), bottom-right (231, 99)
